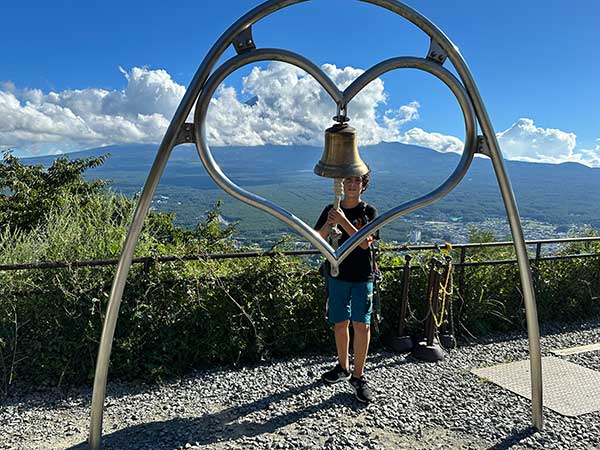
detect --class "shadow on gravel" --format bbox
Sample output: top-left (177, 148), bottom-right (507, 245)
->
top-left (66, 379), bottom-right (356, 450)
top-left (364, 352), bottom-right (410, 370)
top-left (486, 426), bottom-right (536, 450)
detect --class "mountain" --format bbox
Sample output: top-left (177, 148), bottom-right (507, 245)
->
top-left (19, 143), bottom-right (600, 244)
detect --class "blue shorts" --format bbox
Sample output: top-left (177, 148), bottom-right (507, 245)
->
top-left (327, 277), bottom-right (374, 324)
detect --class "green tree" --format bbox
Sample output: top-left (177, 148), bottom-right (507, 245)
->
top-left (0, 150), bottom-right (108, 232)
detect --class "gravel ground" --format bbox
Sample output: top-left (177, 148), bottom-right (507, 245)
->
top-left (2, 319), bottom-right (600, 450)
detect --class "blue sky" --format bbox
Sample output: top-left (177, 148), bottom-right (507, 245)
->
top-left (1, 0), bottom-right (599, 166)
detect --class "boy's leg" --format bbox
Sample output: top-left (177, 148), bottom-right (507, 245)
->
top-left (348, 327), bottom-right (374, 404)
top-left (351, 321), bottom-right (370, 377)
top-left (350, 281), bottom-right (374, 377)
top-left (334, 320), bottom-right (351, 370)
top-left (348, 282), bottom-right (374, 403)
top-left (327, 277), bottom-right (352, 369)
top-left (322, 278), bottom-right (352, 383)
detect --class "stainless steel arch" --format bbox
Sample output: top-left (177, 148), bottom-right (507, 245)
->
top-left (89, 1), bottom-right (543, 448)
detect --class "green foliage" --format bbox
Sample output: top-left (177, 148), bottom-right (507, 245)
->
top-left (375, 232), bottom-right (600, 341)
top-left (0, 150), bottom-right (109, 232)
top-left (0, 189), bottom-right (250, 390)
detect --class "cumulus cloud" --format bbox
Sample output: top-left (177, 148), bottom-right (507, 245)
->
top-left (0, 62), bottom-right (464, 157)
top-left (205, 62), bottom-right (466, 154)
top-left (497, 118), bottom-right (577, 160)
top-left (573, 141), bottom-right (600, 167)
top-left (398, 128), bottom-right (464, 154)
top-left (2, 62), bottom-right (459, 157)
top-left (205, 62), bottom-right (422, 146)
top-left (497, 118), bottom-right (576, 161)
top-left (496, 118), bottom-right (599, 167)
top-left (0, 67), bottom-right (182, 156)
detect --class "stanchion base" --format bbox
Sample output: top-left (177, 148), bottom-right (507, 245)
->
top-left (440, 334), bottom-right (456, 349)
top-left (388, 335), bottom-right (413, 353)
top-left (411, 341), bottom-right (445, 362)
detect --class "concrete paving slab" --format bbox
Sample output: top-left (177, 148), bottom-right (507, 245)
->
top-left (472, 356), bottom-right (600, 417)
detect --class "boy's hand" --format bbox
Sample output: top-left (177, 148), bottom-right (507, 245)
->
top-left (327, 208), bottom-right (348, 226)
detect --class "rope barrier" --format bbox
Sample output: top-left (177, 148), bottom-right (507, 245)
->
top-left (431, 259), bottom-right (453, 328)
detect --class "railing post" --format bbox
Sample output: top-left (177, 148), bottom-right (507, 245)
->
top-left (439, 255), bottom-right (456, 348)
top-left (397, 254), bottom-right (412, 336)
top-left (532, 241), bottom-right (543, 291)
top-left (427, 260), bottom-right (442, 347)
top-left (458, 247), bottom-right (467, 301)
top-left (423, 259), bottom-right (437, 345)
top-left (411, 257), bottom-right (445, 361)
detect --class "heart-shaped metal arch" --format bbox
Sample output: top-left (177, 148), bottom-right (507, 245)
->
top-left (194, 48), bottom-right (477, 271)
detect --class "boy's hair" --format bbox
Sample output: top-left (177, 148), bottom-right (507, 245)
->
top-left (361, 168), bottom-right (371, 193)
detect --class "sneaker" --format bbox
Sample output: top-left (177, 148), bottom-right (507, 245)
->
top-left (348, 375), bottom-right (374, 403)
top-left (321, 363), bottom-right (351, 384)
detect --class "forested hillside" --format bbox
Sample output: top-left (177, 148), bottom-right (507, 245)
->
top-left (21, 143), bottom-right (600, 244)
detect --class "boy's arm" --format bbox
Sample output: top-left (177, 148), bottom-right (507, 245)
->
top-left (332, 210), bottom-right (371, 250)
top-left (317, 223), bottom-right (332, 239)
top-left (315, 206), bottom-right (332, 240)
top-left (346, 223), bottom-right (371, 250)
top-left (345, 205), bottom-right (378, 250)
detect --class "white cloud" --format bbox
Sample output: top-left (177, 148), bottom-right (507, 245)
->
top-left (398, 127), bottom-right (464, 154)
top-left (102, 67), bottom-right (185, 118)
top-left (0, 67), bottom-right (184, 156)
top-left (2, 63), bottom-right (431, 155)
top-left (205, 62), bottom-right (422, 147)
top-left (497, 118), bottom-right (576, 161)
top-left (572, 141), bottom-right (600, 167)
top-left (496, 118), bottom-right (599, 167)
top-left (0, 62), bottom-right (468, 158)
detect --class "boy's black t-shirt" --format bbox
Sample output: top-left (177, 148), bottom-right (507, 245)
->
top-left (314, 201), bottom-right (378, 282)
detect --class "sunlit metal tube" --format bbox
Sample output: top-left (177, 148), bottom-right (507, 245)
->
top-left (88, 161), bottom-right (165, 447)
top-left (337, 57), bottom-right (477, 260)
top-left (476, 119), bottom-right (544, 430)
top-left (90, 2), bottom-right (543, 448)
top-left (360, 0), bottom-right (543, 430)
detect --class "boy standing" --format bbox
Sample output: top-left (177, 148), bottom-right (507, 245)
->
top-left (314, 171), bottom-right (377, 403)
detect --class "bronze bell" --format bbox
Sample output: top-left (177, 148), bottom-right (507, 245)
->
top-left (314, 123), bottom-right (369, 178)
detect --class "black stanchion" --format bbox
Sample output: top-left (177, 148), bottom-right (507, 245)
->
top-left (411, 258), bottom-right (446, 362)
top-left (389, 254), bottom-right (413, 353)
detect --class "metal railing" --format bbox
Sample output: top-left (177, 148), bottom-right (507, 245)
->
top-left (2, 236), bottom-right (599, 272)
